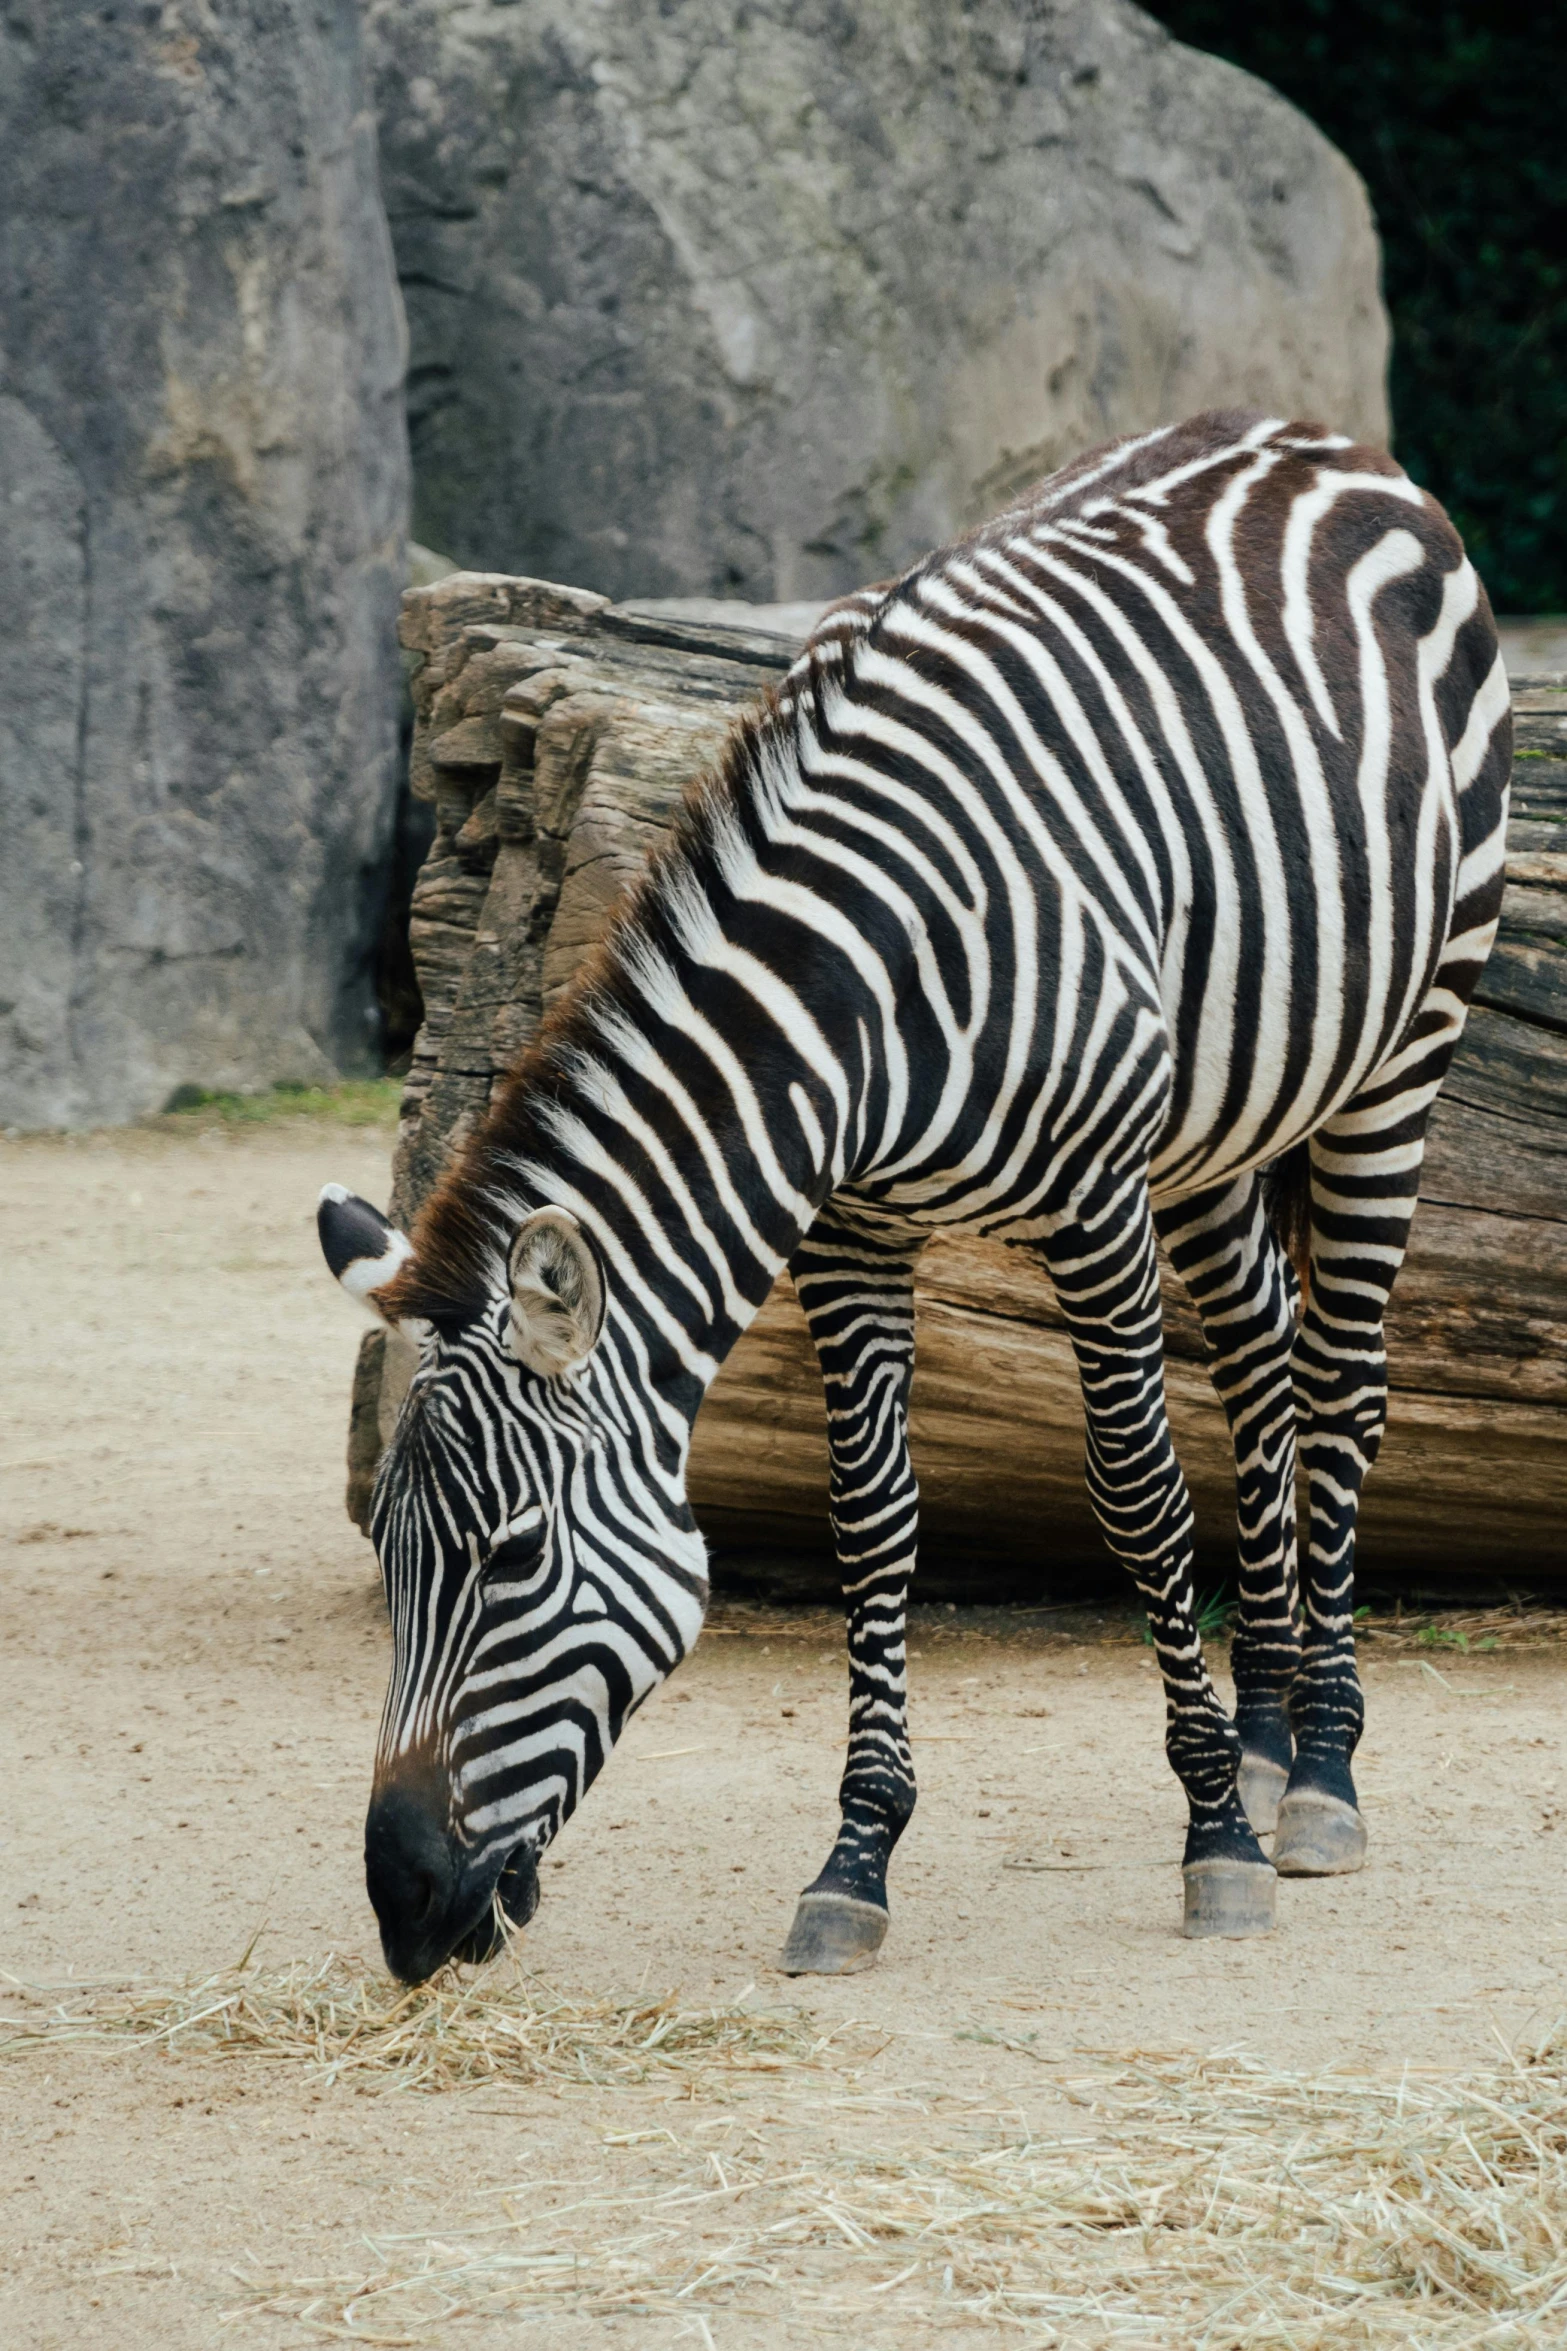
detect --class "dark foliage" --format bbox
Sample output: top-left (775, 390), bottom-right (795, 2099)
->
top-left (1151, 2), bottom-right (1565, 612)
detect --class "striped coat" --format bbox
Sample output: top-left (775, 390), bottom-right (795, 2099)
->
top-left (319, 411), bottom-right (1510, 1980)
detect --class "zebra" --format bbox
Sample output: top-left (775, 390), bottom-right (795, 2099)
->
top-left (319, 409), bottom-right (1511, 1984)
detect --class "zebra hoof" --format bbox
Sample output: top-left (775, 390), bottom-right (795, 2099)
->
top-left (1181, 1858), bottom-right (1277, 1939)
top-left (1273, 1790), bottom-right (1368, 1876)
top-left (778, 1891), bottom-right (889, 1976)
top-left (1237, 1754), bottom-right (1290, 1837)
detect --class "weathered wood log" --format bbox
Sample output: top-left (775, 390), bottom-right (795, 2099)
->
top-left (348, 573), bottom-right (1567, 1592)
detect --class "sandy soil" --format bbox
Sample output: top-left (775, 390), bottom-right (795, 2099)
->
top-left (2, 1115), bottom-right (1564, 2348)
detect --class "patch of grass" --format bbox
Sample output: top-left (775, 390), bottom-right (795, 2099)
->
top-left (1133, 1594), bottom-right (1565, 1654)
top-left (1141, 1585), bottom-right (1235, 1646)
top-left (158, 1078), bottom-right (403, 1127)
top-left (1194, 1586), bottom-right (1236, 1638)
top-left (1361, 1602), bottom-right (1563, 1650)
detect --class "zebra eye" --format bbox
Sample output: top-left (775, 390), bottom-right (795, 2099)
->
top-left (482, 1517), bottom-right (546, 1582)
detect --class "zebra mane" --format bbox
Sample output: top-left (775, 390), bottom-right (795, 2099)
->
top-left (373, 672), bottom-right (813, 1332)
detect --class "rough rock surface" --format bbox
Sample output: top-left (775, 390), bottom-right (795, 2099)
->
top-left (367, 0), bottom-right (1388, 601)
top-left (0, 1), bottom-right (408, 1128)
top-left (347, 572), bottom-right (1566, 1588)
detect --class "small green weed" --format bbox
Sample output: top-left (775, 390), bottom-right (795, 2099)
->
top-left (1141, 1585), bottom-right (1235, 1644)
top-left (1416, 1625), bottom-right (1499, 1655)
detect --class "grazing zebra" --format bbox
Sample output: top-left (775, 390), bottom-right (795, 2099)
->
top-left (319, 410), bottom-right (1510, 1984)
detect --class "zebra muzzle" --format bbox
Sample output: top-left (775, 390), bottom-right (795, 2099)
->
top-left (365, 1786), bottom-right (538, 1982)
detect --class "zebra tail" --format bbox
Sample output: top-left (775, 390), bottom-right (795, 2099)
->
top-left (1261, 1142), bottom-right (1313, 1303)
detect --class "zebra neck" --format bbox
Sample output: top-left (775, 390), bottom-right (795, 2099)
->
top-left (468, 709), bottom-right (920, 1425)
top-left (497, 976), bottom-right (867, 1429)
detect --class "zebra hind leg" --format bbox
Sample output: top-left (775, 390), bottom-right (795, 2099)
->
top-left (1278, 1099), bottom-right (1429, 1877)
top-left (1045, 1180), bottom-right (1276, 1938)
top-left (1155, 1173), bottom-right (1304, 1838)
top-left (1273, 671), bottom-right (1507, 1873)
top-left (779, 1211), bottom-right (922, 1975)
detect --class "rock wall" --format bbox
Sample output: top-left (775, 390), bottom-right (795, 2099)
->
top-left (0, 1), bottom-right (409, 1128)
top-left (366, 0), bottom-right (1388, 603)
top-left (348, 571), bottom-right (1567, 1594)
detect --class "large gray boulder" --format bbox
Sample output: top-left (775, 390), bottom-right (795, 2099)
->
top-left (0, 1), bottom-right (409, 1129)
top-left (368, 0), bottom-right (1388, 602)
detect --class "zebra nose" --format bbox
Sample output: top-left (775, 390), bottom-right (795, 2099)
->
top-left (364, 1786), bottom-right (459, 1980)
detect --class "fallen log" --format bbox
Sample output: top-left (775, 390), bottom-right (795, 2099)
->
top-left (345, 572), bottom-right (1567, 1595)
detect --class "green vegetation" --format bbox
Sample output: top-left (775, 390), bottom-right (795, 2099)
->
top-left (1195, 1586), bottom-right (1237, 1638)
top-left (1142, 1585), bottom-right (1236, 1642)
top-left (1152, 3), bottom-right (1565, 614)
top-left (1417, 1624), bottom-right (1499, 1654)
top-left (159, 1078), bottom-right (403, 1127)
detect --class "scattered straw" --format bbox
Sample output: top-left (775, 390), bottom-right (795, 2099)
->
top-left (233, 2043), bottom-right (1567, 2343)
top-left (0, 1953), bottom-right (829, 2096)
top-left (10, 1960), bottom-right (1567, 2342)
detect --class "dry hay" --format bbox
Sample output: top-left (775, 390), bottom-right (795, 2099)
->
top-left (8, 1958), bottom-right (1565, 2342)
top-left (0, 1952), bottom-right (830, 2096)
top-left (230, 2042), bottom-right (1567, 2345)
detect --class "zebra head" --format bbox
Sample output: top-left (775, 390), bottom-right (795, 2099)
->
top-left (317, 1185), bottom-right (708, 1982)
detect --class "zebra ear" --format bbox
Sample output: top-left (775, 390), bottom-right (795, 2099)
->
top-left (317, 1184), bottom-right (415, 1320)
top-left (506, 1207), bottom-right (605, 1377)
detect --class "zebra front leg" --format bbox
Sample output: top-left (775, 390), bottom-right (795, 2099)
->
top-left (1155, 1174), bottom-right (1303, 1835)
top-left (1277, 1106), bottom-right (1426, 1877)
top-left (1046, 1180), bottom-right (1276, 1937)
top-left (779, 1209), bottom-right (922, 1975)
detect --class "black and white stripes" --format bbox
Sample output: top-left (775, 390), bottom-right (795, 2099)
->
top-left (320, 409), bottom-right (1511, 1979)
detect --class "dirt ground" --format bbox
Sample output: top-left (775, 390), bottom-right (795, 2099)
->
top-left (2, 1112), bottom-right (1564, 2348)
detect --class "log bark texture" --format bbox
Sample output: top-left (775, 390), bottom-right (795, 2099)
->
top-left (349, 574), bottom-right (1566, 1592)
